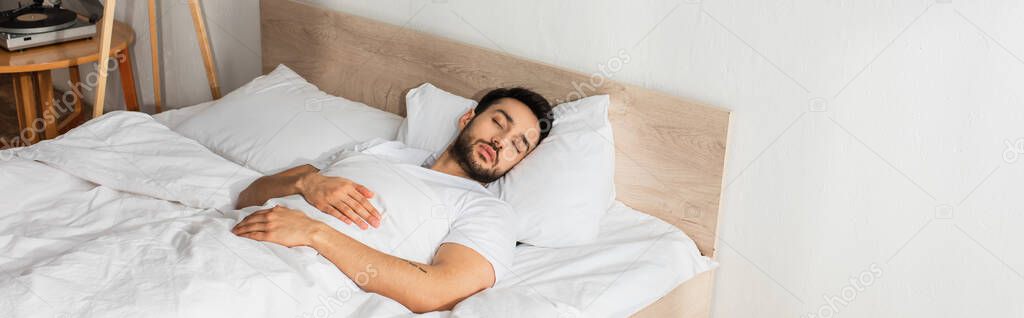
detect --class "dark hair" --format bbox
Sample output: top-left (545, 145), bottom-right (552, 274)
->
top-left (474, 87), bottom-right (554, 142)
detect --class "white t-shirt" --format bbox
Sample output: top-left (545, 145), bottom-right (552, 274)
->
top-left (311, 139), bottom-right (516, 284)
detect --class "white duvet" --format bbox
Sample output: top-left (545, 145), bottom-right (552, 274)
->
top-left (0, 112), bottom-right (713, 317)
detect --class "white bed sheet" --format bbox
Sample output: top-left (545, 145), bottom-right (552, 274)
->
top-left (455, 201), bottom-right (715, 317)
top-left (1, 110), bottom-right (712, 317)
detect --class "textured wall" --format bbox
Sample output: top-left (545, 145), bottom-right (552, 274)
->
top-left (117, 0), bottom-right (1024, 316)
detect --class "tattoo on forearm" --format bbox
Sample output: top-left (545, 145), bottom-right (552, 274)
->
top-left (406, 260), bottom-right (428, 273)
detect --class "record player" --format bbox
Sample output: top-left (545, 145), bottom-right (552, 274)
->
top-left (0, 0), bottom-right (104, 51)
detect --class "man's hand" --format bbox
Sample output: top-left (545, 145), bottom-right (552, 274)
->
top-left (297, 173), bottom-right (381, 229)
top-left (232, 205), bottom-right (326, 247)
top-left (235, 164), bottom-right (381, 230)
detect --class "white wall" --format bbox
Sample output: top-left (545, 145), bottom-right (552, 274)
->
top-left (124, 0), bottom-right (1024, 316)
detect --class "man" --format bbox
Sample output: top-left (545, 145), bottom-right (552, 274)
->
top-left (231, 87), bottom-right (553, 313)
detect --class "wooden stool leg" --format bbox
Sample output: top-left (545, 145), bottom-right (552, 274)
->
top-left (11, 76), bottom-right (27, 139)
top-left (35, 71), bottom-right (58, 139)
top-left (61, 66), bottom-right (87, 132)
top-left (12, 73), bottom-right (39, 145)
top-left (117, 49), bottom-right (140, 112)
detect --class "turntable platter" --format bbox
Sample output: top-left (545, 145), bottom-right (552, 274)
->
top-left (0, 7), bottom-right (78, 34)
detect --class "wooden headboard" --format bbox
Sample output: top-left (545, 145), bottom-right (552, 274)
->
top-left (261, 0), bottom-right (729, 316)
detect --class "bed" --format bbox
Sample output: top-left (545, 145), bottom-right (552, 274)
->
top-left (258, 0), bottom-right (730, 316)
top-left (0, 1), bottom-right (729, 317)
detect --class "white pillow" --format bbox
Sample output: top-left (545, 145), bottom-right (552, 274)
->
top-left (151, 100), bottom-right (215, 130)
top-left (400, 84), bottom-right (615, 247)
top-left (176, 64), bottom-right (403, 174)
top-left (397, 83), bottom-right (477, 154)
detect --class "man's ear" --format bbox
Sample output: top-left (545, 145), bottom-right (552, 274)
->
top-left (458, 109), bottom-right (475, 130)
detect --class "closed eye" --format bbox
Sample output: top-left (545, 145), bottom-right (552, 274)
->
top-left (512, 139), bottom-right (524, 154)
top-left (517, 135), bottom-right (530, 153)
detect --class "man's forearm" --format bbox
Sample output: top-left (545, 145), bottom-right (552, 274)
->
top-left (236, 164), bottom-right (317, 209)
top-left (309, 224), bottom-right (470, 313)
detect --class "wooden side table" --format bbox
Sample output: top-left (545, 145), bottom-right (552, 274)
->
top-left (0, 20), bottom-right (137, 145)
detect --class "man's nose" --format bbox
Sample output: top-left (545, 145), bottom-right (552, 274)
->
top-left (491, 136), bottom-right (504, 150)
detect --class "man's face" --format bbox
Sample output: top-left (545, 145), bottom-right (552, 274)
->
top-left (450, 98), bottom-right (543, 183)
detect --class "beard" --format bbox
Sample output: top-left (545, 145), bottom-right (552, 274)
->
top-left (450, 127), bottom-right (504, 184)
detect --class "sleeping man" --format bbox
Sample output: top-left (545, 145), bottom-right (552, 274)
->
top-left (231, 87), bottom-right (553, 313)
